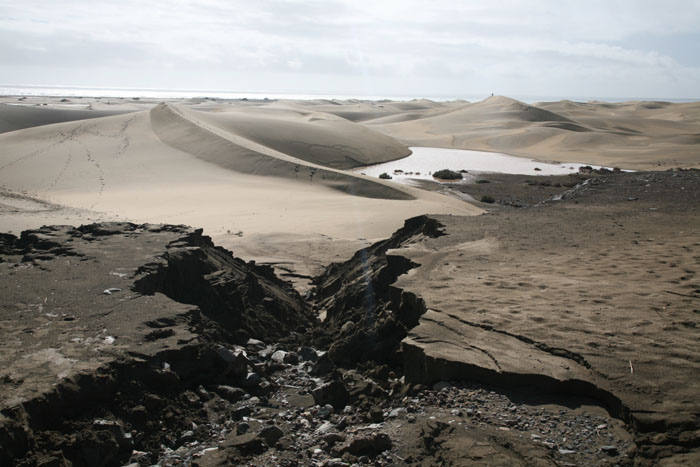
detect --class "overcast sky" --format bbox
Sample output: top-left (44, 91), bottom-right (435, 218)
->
top-left (1, 0), bottom-right (699, 99)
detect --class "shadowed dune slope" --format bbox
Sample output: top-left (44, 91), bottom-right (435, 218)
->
top-left (183, 104), bottom-right (411, 168)
top-left (0, 103), bottom-right (133, 133)
top-left (149, 103), bottom-right (414, 200)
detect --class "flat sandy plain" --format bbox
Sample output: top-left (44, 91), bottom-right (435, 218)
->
top-left (0, 94), bottom-right (699, 466)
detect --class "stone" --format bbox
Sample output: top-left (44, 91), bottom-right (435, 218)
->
top-left (299, 346), bottom-right (319, 362)
top-left (215, 346), bottom-right (248, 378)
top-left (318, 404), bottom-right (334, 419)
top-left (321, 458), bottom-right (349, 467)
top-left (212, 385), bottom-right (246, 402)
top-left (237, 421), bottom-right (250, 435)
top-left (196, 385), bottom-right (212, 401)
top-left (241, 372), bottom-right (262, 388)
top-left (283, 351), bottom-right (299, 364)
top-left (369, 407), bottom-right (384, 423)
top-left (312, 381), bottom-right (349, 411)
top-left (226, 433), bottom-right (266, 455)
top-left (258, 425), bottom-right (284, 446)
top-left (432, 381), bottom-right (452, 391)
top-left (387, 407), bottom-right (407, 419)
top-left (179, 430), bottom-right (195, 443)
top-left (315, 421), bottom-right (336, 435)
top-left (311, 353), bottom-right (336, 376)
top-left (600, 445), bottom-right (619, 456)
top-left (335, 432), bottom-right (392, 457)
top-left (322, 432), bottom-right (345, 448)
top-left (271, 350), bottom-right (287, 363)
top-left (92, 419), bottom-right (132, 450)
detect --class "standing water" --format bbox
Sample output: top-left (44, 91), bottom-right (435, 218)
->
top-left (351, 147), bottom-right (610, 185)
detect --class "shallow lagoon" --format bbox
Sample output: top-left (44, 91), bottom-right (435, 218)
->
top-left (352, 147), bottom-right (607, 184)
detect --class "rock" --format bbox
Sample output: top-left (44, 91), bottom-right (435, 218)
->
top-left (283, 351), bottom-right (299, 364)
top-left (387, 407), bottom-right (407, 419)
top-left (369, 407), bottom-right (384, 423)
top-left (237, 421), bottom-right (250, 435)
top-left (258, 425), bottom-right (284, 446)
top-left (299, 346), bottom-right (319, 362)
top-left (241, 372), bottom-right (262, 388)
top-left (316, 421), bottom-right (336, 435)
top-left (75, 429), bottom-right (124, 466)
top-left (212, 385), bottom-right (246, 402)
top-left (128, 405), bottom-right (148, 425)
top-left (92, 419), bottom-right (132, 450)
top-left (312, 381), bottom-right (349, 411)
top-left (600, 445), bottom-right (619, 456)
top-left (311, 353), bottom-right (336, 376)
top-left (317, 404), bottom-right (334, 419)
top-left (226, 433), bottom-right (266, 455)
top-left (179, 430), bottom-right (195, 443)
top-left (231, 406), bottom-right (252, 421)
top-left (558, 448), bottom-right (576, 455)
top-left (271, 350), bottom-right (287, 363)
top-left (334, 432), bottom-right (392, 457)
top-left (215, 346), bottom-right (248, 378)
top-left (432, 381), bottom-right (452, 391)
top-left (349, 380), bottom-right (388, 399)
top-left (322, 432), bottom-right (346, 448)
top-left (335, 417), bottom-right (348, 431)
top-left (321, 458), bottom-right (349, 466)
top-left (196, 385), bottom-right (213, 401)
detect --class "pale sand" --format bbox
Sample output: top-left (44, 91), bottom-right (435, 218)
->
top-left (0, 102), bottom-right (479, 282)
top-left (363, 96), bottom-right (700, 170)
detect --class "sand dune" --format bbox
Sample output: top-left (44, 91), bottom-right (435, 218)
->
top-left (369, 96), bottom-right (700, 169)
top-left (1, 93), bottom-right (698, 276)
top-left (0, 103), bottom-right (133, 133)
top-left (0, 102), bottom-right (480, 279)
top-left (169, 103), bottom-right (411, 169)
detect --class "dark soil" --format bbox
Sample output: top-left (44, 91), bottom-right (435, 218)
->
top-left (1, 169), bottom-right (699, 466)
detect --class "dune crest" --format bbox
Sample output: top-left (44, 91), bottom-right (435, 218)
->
top-left (149, 103), bottom-right (414, 200)
top-left (369, 96), bottom-right (700, 169)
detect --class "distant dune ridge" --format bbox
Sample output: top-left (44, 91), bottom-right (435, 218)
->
top-left (359, 96), bottom-right (700, 170)
top-left (0, 102), bottom-right (131, 133)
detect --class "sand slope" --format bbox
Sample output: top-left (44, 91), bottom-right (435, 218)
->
top-left (0, 103), bottom-right (133, 133)
top-left (156, 103), bottom-right (411, 169)
top-left (0, 104), bottom-right (480, 281)
top-left (369, 96), bottom-right (700, 170)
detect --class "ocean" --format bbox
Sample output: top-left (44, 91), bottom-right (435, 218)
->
top-left (0, 84), bottom-right (697, 104)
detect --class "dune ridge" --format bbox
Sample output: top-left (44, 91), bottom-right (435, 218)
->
top-left (150, 103), bottom-right (414, 200)
top-left (367, 96), bottom-right (700, 169)
top-left (0, 103), bottom-right (133, 133)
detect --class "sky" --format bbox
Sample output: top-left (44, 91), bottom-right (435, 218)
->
top-left (1, 0), bottom-right (699, 99)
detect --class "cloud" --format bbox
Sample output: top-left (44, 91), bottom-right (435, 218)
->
top-left (0, 0), bottom-right (698, 97)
